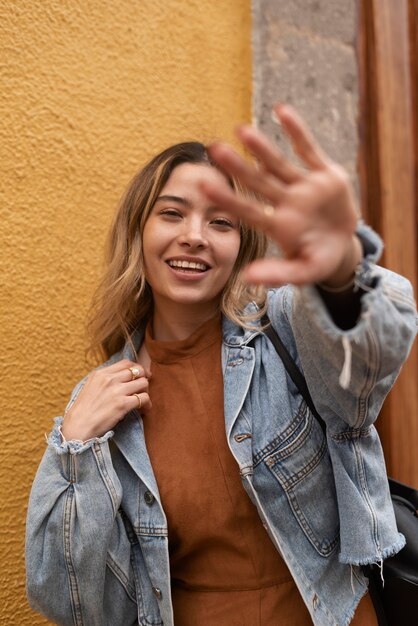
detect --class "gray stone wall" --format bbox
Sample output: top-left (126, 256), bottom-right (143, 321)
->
top-left (252, 0), bottom-right (359, 186)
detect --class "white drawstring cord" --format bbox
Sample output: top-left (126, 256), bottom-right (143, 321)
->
top-left (339, 336), bottom-right (352, 389)
top-left (350, 565), bottom-right (356, 594)
top-left (378, 558), bottom-right (384, 586)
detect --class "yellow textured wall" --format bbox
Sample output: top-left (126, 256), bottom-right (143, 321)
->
top-left (0, 1), bottom-right (252, 623)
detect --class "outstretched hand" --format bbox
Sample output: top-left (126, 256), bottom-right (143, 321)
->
top-left (201, 104), bottom-right (362, 288)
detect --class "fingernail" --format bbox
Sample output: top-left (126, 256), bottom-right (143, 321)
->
top-left (236, 126), bottom-right (255, 144)
top-left (271, 109), bottom-right (282, 127)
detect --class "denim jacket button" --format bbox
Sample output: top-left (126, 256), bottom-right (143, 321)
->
top-left (152, 586), bottom-right (162, 599)
top-left (144, 490), bottom-right (155, 505)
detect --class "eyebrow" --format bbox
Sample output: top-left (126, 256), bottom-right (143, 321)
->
top-left (155, 194), bottom-right (192, 207)
top-left (155, 195), bottom-right (226, 216)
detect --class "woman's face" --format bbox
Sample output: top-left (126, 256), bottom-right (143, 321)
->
top-left (142, 162), bottom-right (241, 316)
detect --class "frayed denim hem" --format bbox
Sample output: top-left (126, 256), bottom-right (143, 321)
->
top-left (46, 416), bottom-right (114, 455)
top-left (339, 583), bottom-right (370, 626)
top-left (338, 532), bottom-right (406, 566)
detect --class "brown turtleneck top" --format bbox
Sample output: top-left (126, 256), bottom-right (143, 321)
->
top-left (142, 315), bottom-right (377, 625)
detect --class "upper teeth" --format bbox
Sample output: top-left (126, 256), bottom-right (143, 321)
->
top-left (168, 260), bottom-right (207, 270)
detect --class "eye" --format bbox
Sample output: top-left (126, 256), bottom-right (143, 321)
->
top-left (160, 208), bottom-right (182, 219)
top-left (211, 217), bottom-right (235, 228)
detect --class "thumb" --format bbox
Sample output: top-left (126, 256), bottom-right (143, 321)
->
top-left (243, 257), bottom-right (323, 287)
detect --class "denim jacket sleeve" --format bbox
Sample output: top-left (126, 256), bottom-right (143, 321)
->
top-left (287, 223), bottom-right (417, 431)
top-left (268, 223), bottom-right (417, 566)
top-left (25, 420), bottom-right (138, 626)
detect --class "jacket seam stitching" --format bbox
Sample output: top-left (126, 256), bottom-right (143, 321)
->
top-left (353, 438), bottom-right (381, 552)
top-left (355, 325), bottom-right (379, 429)
top-left (106, 555), bottom-right (137, 603)
top-left (331, 426), bottom-right (371, 442)
top-left (271, 434), bottom-right (327, 491)
top-left (121, 514), bottom-right (163, 626)
top-left (382, 285), bottom-right (416, 309)
top-left (63, 482), bottom-right (84, 626)
top-left (92, 443), bottom-right (119, 516)
top-left (253, 401), bottom-right (307, 466)
top-left (268, 412), bottom-right (313, 462)
top-left (285, 488), bottom-right (339, 556)
top-left (135, 527), bottom-right (167, 536)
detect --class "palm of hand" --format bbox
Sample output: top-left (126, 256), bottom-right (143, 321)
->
top-left (202, 104), bottom-right (360, 287)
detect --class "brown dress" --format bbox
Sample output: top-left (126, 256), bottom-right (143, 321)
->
top-left (143, 315), bottom-right (377, 625)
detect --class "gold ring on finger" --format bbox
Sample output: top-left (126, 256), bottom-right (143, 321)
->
top-left (133, 393), bottom-right (142, 410)
top-left (128, 366), bottom-right (141, 381)
top-left (263, 204), bottom-right (276, 219)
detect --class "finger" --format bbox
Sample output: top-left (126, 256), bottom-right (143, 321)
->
top-left (117, 363), bottom-right (150, 383)
top-left (236, 125), bottom-right (302, 184)
top-left (200, 177), bottom-right (280, 232)
top-left (128, 392), bottom-right (152, 415)
top-left (207, 142), bottom-right (285, 203)
top-left (104, 359), bottom-right (144, 374)
top-left (242, 256), bottom-right (331, 287)
top-left (275, 104), bottom-right (329, 171)
top-left (201, 178), bottom-right (305, 245)
top-left (123, 377), bottom-right (150, 395)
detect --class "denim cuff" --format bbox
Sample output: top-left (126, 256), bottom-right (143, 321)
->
top-left (47, 416), bottom-right (114, 455)
top-left (353, 221), bottom-right (383, 291)
top-left (355, 220), bottom-right (383, 264)
top-left (296, 221), bottom-right (385, 336)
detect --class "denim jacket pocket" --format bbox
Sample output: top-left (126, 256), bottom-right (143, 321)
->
top-left (263, 404), bottom-right (340, 557)
top-left (120, 511), bottom-right (163, 626)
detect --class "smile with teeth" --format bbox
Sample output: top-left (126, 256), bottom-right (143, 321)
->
top-left (167, 259), bottom-right (209, 273)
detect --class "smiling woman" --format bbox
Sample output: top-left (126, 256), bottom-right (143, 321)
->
top-left (25, 106), bottom-right (417, 626)
top-left (142, 163), bottom-right (242, 339)
top-left (87, 142), bottom-right (267, 361)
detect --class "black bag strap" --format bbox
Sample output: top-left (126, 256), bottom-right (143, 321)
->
top-left (261, 315), bottom-right (326, 434)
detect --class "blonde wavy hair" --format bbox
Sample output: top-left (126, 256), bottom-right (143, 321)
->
top-left (88, 142), bottom-right (267, 361)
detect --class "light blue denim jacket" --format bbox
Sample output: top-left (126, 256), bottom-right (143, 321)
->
top-left (26, 225), bottom-right (417, 626)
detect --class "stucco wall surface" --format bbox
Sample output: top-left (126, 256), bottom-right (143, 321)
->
top-left (0, 1), bottom-right (251, 623)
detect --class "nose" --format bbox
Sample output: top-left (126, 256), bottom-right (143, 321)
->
top-left (177, 216), bottom-right (208, 249)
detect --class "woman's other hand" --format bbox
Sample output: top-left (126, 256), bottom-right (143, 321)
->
top-left (202, 103), bottom-right (362, 288)
top-left (61, 359), bottom-right (152, 441)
